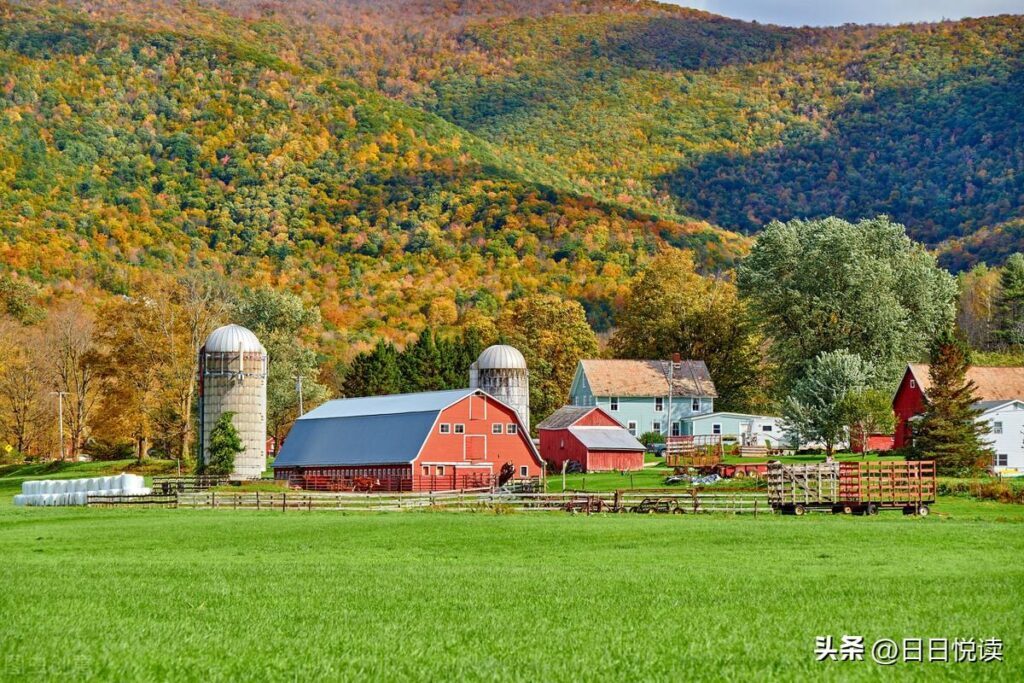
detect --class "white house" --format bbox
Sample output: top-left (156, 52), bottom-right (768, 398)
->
top-left (686, 412), bottom-right (789, 448)
top-left (977, 400), bottom-right (1024, 476)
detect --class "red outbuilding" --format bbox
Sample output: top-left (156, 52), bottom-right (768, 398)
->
top-left (893, 363), bottom-right (1024, 448)
top-left (537, 405), bottom-right (646, 472)
top-left (273, 389), bottom-right (544, 491)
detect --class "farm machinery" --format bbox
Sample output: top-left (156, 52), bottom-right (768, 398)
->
top-left (767, 460), bottom-right (936, 516)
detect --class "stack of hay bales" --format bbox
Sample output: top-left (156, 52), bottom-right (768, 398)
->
top-left (13, 474), bottom-right (149, 506)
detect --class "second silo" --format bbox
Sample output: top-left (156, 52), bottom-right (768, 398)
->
top-left (198, 324), bottom-right (268, 479)
top-left (469, 344), bottom-right (530, 432)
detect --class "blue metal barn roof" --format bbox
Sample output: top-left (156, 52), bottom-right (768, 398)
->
top-left (273, 389), bottom-right (476, 468)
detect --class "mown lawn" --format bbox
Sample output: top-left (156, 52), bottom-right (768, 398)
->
top-left (1, 494), bottom-right (1022, 680)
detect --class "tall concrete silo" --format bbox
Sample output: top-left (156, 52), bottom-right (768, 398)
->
top-left (198, 324), bottom-right (268, 479)
top-left (469, 344), bottom-right (530, 432)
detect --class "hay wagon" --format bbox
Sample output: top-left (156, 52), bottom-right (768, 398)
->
top-left (767, 460), bottom-right (936, 516)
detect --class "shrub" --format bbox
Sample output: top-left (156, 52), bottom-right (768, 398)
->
top-left (202, 412), bottom-right (245, 476)
top-left (638, 431), bottom-right (665, 446)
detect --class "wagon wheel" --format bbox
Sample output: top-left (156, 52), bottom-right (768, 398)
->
top-left (672, 506), bottom-right (685, 514)
top-left (793, 504), bottom-right (806, 516)
top-left (917, 504), bottom-right (930, 517)
top-left (865, 503), bottom-right (879, 516)
top-left (734, 469), bottom-right (746, 479)
top-left (842, 504), bottom-right (854, 515)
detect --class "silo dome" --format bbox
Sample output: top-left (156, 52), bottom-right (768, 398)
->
top-left (475, 344), bottom-right (527, 370)
top-left (204, 324), bottom-right (266, 354)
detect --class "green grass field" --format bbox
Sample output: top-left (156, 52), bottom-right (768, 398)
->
top-left (1, 463), bottom-right (1022, 681)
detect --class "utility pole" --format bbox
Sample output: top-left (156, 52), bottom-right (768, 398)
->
top-left (51, 391), bottom-right (67, 461)
top-left (295, 375), bottom-right (304, 416)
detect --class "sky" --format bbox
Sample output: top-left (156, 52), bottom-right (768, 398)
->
top-left (668, 1), bottom-right (1024, 26)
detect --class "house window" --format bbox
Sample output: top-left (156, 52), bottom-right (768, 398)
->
top-left (492, 423), bottom-right (503, 435)
top-left (454, 424), bottom-right (465, 434)
top-left (692, 398), bottom-right (700, 412)
top-left (995, 453), bottom-right (1008, 467)
top-left (610, 397), bottom-right (619, 411)
top-left (560, 439), bottom-right (565, 449)
top-left (507, 424), bottom-right (517, 435)
top-left (671, 422), bottom-right (682, 437)
top-left (627, 421), bottom-right (637, 436)
top-left (655, 397), bottom-right (664, 411)
top-left (712, 424), bottom-right (722, 435)
top-left (652, 421), bottom-right (662, 433)
top-left (519, 465), bottom-right (528, 477)
top-left (993, 421), bottom-right (1003, 435)
top-left (762, 425), bottom-right (773, 432)
top-left (437, 465), bottom-right (445, 476)
top-left (909, 379), bottom-right (916, 389)
top-left (439, 423), bottom-right (451, 434)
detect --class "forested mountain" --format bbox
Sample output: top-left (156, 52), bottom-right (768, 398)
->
top-left (2, 0), bottom-right (1023, 357)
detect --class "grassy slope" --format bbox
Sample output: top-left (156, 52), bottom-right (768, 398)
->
top-left (0, 503), bottom-right (1021, 680)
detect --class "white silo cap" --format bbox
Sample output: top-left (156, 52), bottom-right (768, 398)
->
top-left (204, 324), bottom-right (266, 354)
top-left (476, 344), bottom-right (527, 370)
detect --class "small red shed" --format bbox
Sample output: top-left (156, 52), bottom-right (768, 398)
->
top-left (537, 405), bottom-right (646, 472)
top-left (273, 389), bottom-right (543, 491)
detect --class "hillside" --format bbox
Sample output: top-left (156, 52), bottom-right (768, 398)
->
top-left (1, 0), bottom-right (1022, 359)
top-left (0, 1), bottom-right (742, 352)
top-left (145, 0), bottom-right (1024, 262)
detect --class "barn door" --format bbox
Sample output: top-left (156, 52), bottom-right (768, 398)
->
top-left (465, 435), bottom-right (486, 461)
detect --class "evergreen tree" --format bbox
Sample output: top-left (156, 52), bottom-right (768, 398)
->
top-left (913, 329), bottom-right (993, 475)
top-left (993, 253), bottom-right (1024, 348)
top-left (203, 412), bottom-right (244, 476)
top-left (342, 340), bottom-right (403, 397)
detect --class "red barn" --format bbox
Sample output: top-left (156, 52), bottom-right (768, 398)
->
top-left (893, 363), bottom-right (1024, 448)
top-left (537, 406), bottom-right (646, 472)
top-left (273, 389), bottom-right (543, 491)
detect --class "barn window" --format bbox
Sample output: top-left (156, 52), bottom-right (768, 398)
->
top-left (995, 454), bottom-right (1008, 467)
top-left (655, 397), bottom-right (664, 411)
top-left (909, 379), bottom-right (916, 389)
top-left (454, 424), bottom-right (465, 434)
top-left (507, 424), bottom-right (517, 435)
top-left (610, 397), bottom-right (619, 411)
top-left (762, 425), bottom-right (773, 432)
top-left (439, 423), bottom-right (451, 434)
top-left (437, 465), bottom-right (446, 476)
top-left (492, 423), bottom-right (502, 434)
top-left (652, 421), bottom-right (662, 433)
top-left (519, 465), bottom-right (528, 477)
top-left (692, 398), bottom-right (700, 412)
top-left (422, 465), bottom-right (429, 476)
top-left (712, 424), bottom-right (722, 435)
top-left (560, 439), bottom-right (565, 449)
top-left (627, 421), bottom-right (637, 436)
top-left (993, 421), bottom-right (1003, 434)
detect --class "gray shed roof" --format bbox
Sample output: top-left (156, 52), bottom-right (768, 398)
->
top-left (568, 427), bottom-right (646, 451)
top-left (536, 406), bottom-right (597, 430)
top-left (274, 389), bottom-right (476, 468)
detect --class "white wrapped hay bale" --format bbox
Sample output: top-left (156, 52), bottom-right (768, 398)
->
top-left (13, 494), bottom-right (26, 506)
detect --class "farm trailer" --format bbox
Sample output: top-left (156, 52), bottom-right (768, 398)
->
top-left (767, 460), bottom-right (936, 516)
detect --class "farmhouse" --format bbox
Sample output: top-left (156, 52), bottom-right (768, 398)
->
top-left (273, 388), bottom-right (544, 491)
top-left (537, 406), bottom-right (646, 472)
top-left (893, 363), bottom-right (1024, 474)
top-left (569, 356), bottom-right (717, 438)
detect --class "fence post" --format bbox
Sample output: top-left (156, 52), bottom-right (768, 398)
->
top-left (212, 490), bottom-right (217, 509)
top-left (282, 492), bottom-right (286, 513)
top-left (256, 491), bottom-right (261, 511)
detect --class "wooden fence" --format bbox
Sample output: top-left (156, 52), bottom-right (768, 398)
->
top-left (88, 489), bottom-right (770, 514)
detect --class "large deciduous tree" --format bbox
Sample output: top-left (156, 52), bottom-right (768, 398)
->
top-left (235, 288), bottom-right (329, 454)
top-left (957, 263), bottom-right (1000, 350)
top-left (993, 253), bottom-right (1024, 349)
top-left (496, 295), bottom-right (598, 429)
top-left (610, 251), bottom-right (771, 412)
top-left (44, 303), bottom-right (99, 461)
top-left (782, 350), bottom-right (873, 456)
top-left (842, 388), bottom-right (896, 453)
top-left (738, 216), bottom-right (956, 391)
top-left (913, 329), bottom-right (993, 475)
